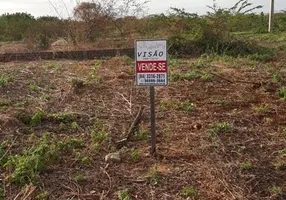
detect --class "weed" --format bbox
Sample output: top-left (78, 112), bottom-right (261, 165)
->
top-left (169, 56), bottom-right (179, 68)
top-left (4, 134), bottom-right (59, 185)
top-left (16, 112), bottom-right (32, 125)
top-left (134, 130), bottom-right (149, 141)
top-left (182, 102), bottom-right (197, 113)
top-left (241, 161), bottom-right (253, 171)
top-left (279, 149), bottom-right (286, 158)
top-left (29, 83), bottom-right (40, 92)
top-left (209, 122), bottom-right (232, 137)
top-left (0, 74), bottom-right (14, 87)
top-left (3, 134), bottom-right (83, 186)
top-left (71, 121), bottom-right (80, 130)
top-left (273, 72), bottom-right (281, 82)
top-left (81, 156), bottom-right (90, 165)
top-left (117, 55), bottom-right (133, 64)
top-left (0, 146), bottom-right (8, 166)
top-left (94, 119), bottom-right (105, 130)
top-left (191, 58), bottom-right (212, 69)
top-left (48, 84), bottom-right (57, 90)
top-left (277, 87), bottom-right (286, 100)
top-left (74, 174), bottom-right (86, 184)
top-left (169, 71), bottom-right (199, 82)
top-left (200, 73), bottom-right (213, 81)
top-left (247, 53), bottom-right (273, 62)
top-left (117, 189), bottom-right (132, 200)
top-left (253, 103), bottom-right (270, 113)
top-left (71, 78), bottom-right (85, 88)
top-left (274, 161), bottom-right (286, 170)
top-left (57, 138), bottom-right (84, 152)
top-left (147, 164), bottom-right (160, 186)
top-left (130, 149), bottom-right (139, 162)
top-left (35, 191), bottom-right (49, 200)
top-left (216, 98), bottom-right (228, 105)
top-left (75, 152), bottom-right (90, 165)
top-left (180, 186), bottom-right (199, 198)
top-left (263, 117), bottom-right (273, 124)
top-left (39, 94), bottom-right (52, 102)
top-left (59, 122), bottom-right (67, 130)
top-left (270, 186), bottom-right (283, 196)
top-left (279, 45), bottom-right (286, 51)
top-left (49, 112), bottom-right (75, 123)
top-left (159, 100), bottom-right (196, 113)
top-left (0, 99), bottom-right (9, 107)
top-left (0, 187), bottom-right (3, 200)
top-left (91, 130), bottom-right (109, 144)
top-left (54, 64), bottom-right (63, 72)
top-left (87, 61), bottom-right (102, 83)
top-left (31, 109), bottom-right (45, 126)
top-left (282, 127), bottom-right (286, 137)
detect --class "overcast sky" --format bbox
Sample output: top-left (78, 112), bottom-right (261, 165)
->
top-left (0, 0), bottom-right (285, 18)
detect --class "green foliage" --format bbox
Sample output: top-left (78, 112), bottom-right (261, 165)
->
top-left (241, 161), bottom-right (253, 170)
top-left (35, 191), bottom-right (49, 200)
top-left (48, 112), bottom-right (75, 123)
top-left (180, 186), bottom-right (199, 198)
top-left (117, 189), bottom-right (132, 200)
top-left (134, 130), bottom-right (149, 141)
top-left (130, 149), bottom-right (139, 162)
top-left (3, 134), bottom-right (84, 186)
top-left (31, 109), bottom-right (45, 126)
top-left (91, 130), bottom-right (108, 143)
top-left (71, 78), bottom-right (85, 88)
top-left (74, 174), bottom-right (87, 184)
top-left (209, 122), bottom-right (232, 137)
top-left (277, 87), bottom-right (286, 100)
top-left (200, 73), bottom-right (213, 81)
top-left (29, 83), bottom-right (40, 92)
top-left (159, 100), bottom-right (196, 113)
top-left (0, 188), bottom-right (3, 200)
top-left (252, 103), bottom-right (270, 113)
top-left (87, 61), bottom-right (102, 83)
top-left (170, 71), bottom-right (199, 82)
top-left (0, 146), bottom-right (8, 166)
top-left (147, 164), bottom-right (160, 186)
top-left (0, 74), bottom-right (14, 87)
top-left (71, 121), bottom-right (80, 130)
top-left (4, 134), bottom-right (58, 185)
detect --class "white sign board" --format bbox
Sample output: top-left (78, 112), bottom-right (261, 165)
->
top-left (135, 40), bottom-right (168, 86)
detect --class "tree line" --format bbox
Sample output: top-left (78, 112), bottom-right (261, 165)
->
top-left (0, 0), bottom-right (285, 53)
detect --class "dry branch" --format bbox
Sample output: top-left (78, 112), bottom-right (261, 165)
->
top-left (116, 106), bottom-right (145, 144)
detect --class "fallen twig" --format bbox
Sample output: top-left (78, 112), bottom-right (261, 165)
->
top-left (0, 137), bottom-right (18, 163)
top-left (116, 106), bottom-right (145, 145)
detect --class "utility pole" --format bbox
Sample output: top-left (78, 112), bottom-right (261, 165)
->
top-left (268, 0), bottom-right (274, 32)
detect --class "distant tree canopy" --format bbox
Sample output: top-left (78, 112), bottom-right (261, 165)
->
top-left (0, 0), bottom-right (285, 51)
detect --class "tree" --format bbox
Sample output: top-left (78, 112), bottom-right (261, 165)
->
top-left (73, 0), bottom-right (148, 41)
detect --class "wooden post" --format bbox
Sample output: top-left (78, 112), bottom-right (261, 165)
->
top-left (150, 86), bottom-right (156, 155)
top-left (269, 0), bottom-right (274, 32)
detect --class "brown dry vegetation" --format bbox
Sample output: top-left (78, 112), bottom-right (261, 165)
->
top-left (0, 52), bottom-right (286, 200)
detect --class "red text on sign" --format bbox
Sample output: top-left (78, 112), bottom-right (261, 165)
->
top-left (136, 61), bottom-right (167, 73)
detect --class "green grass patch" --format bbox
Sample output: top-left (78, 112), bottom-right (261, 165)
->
top-left (0, 74), bottom-right (14, 87)
top-left (180, 186), bottom-right (199, 198)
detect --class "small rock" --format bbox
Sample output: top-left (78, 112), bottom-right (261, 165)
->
top-left (105, 152), bottom-right (121, 163)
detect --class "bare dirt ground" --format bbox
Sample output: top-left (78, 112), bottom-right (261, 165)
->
top-left (0, 54), bottom-right (286, 200)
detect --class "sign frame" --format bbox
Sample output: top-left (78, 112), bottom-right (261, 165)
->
top-left (135, 39), bottom-right (168, 87)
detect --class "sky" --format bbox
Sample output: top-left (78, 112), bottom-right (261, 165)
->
top-left (0, 0), bottom-right (285, 18)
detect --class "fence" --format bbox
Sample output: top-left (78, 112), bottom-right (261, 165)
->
top-left (0, 48), bottom-right (135, 62)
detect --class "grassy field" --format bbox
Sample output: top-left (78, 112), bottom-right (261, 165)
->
top-left (0, 43), bottom-right (286, 199)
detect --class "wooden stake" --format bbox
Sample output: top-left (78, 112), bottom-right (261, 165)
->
top-left (150, 86), bottom-right (156, 155)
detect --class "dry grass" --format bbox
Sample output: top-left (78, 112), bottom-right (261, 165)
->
top-left (0, 54), bottom-right (286, 200)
